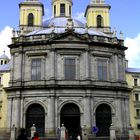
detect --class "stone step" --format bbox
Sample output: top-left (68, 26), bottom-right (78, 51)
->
top-left (0, 131), bottom-right (10, 140)
top-left (28, 137), bottom-right (59, 140)
top-left (39, 138), bottom-right (58, 140)
top-left (0, 136), bottom-right (10, 140)
top-left (88, 137), bottom-right (110, 140)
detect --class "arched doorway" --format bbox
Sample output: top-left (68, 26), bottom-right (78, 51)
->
top-left (60, 103), bottom-right (80, 140)
top-left (26, 103), bottom-right (45, 137)
top-left (96, 104), bottom-right (112, 137)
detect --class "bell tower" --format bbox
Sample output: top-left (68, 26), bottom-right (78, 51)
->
top-left (19, 0), bottom-right (44, 34)
top-left (52, 0), bottom-right (73, 17)
top-left (85, 0), bottom-right (111, 33)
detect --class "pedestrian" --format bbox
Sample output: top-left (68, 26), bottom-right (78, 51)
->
top-left (31, 132), bottom-right (40, 140)
top-left (17, 128), bottom-right (28, 140)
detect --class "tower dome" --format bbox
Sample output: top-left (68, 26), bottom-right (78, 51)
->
top-left (0, 52), bottom-right (10, 66)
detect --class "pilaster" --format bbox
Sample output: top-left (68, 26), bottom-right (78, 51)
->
top-left (47, 94), bottom-right (55, 135)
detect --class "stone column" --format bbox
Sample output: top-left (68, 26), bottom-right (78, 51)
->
top-left (12, 97), bottom-right (20, 128)
top-left (10, 54), bottom-right (14, 85)
top-left (20, 98), bottom-right (24, 128)
top-left (7, 98), bottom-right (12, 129)
top-left (47, 95), bottom-right (55, 135)
top-left (82, 95), bottom-right (91, 140)
top-left (110, 124), bottom-right (116, 140)
top-left (84, 92), bottom-right (91, 128)
top-left (85, 96), bottom-right (91, 127)
top-left (82, 125), bottom-right (88, 140)
top-left (85, 51), bottom-right (89, 79)
top-left (128, 124), bottom-right (135, 140)
top-left (10, 124), bottom-right (16, 140)
top-left (114, 55), bottom-right (118, 80)
top-left (50, 50), bottom-right (55, 79)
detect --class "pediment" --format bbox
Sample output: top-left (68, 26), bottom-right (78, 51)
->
top-left (48, 31), bottom-right (88, 42)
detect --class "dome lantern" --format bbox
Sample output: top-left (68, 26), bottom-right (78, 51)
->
top-left (52, 0), bottom-right (73, 17)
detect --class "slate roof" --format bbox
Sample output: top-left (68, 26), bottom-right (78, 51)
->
top-left (126, 68), bottom-right (140, 73)
top-left (42, 17), bottom-right (85, 28)
top-left (27, 17), bottom-right (109, 37)
top-left (0, 62), bottom-right (10, 72)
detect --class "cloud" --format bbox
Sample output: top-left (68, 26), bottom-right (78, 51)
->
top-left (0, 26), bottom-right (13, 58)
top-left (73, 12), bottom-right (86, 23)
top-left (125, 33), bottom-right (140, 68)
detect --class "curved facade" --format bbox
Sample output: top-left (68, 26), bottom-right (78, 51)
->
top-left (6, 0), bottom-right (130, 139)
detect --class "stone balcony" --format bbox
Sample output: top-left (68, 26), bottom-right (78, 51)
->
top-left (11, 33), bottom-right (124, 47)
top-left (8, 79), bottom-right (128, 90)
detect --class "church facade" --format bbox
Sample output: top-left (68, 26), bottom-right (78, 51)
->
top-left (6, 0), bottom-right (130, 139)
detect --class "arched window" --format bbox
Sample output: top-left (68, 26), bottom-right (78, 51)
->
top-left (28, 13), bottom-right (34, 26)
top-left (97, 15), bottom-right (103, 28)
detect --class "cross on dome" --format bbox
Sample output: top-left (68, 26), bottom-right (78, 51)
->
top-left (91, 0), bottom-right (105, 4)
top-left (25, 0), bottom-right (39, 1)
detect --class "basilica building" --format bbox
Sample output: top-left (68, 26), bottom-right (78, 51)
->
top-left (6, 0), bottom-right (130, 139)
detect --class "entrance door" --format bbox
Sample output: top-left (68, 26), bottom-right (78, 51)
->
top-left (26, 104), bottom-right (45, 137)
top-left (96, 104), bottom-right (112, 137)
top-left (60, 103), bottom-right (80, 140)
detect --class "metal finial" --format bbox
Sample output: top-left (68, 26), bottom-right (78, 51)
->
top-left (51, 22), bottom-right (55, 33)
top-left (91, 0), bottom-right (105, 4)
top-left (113, 28), bottom-right (117, 37)
top-left (12, 28), bottom-right (16, 37)
top-left (3, 49), bottom-right (5, 54)
top-left (120, 31), bottom-right (124, 40)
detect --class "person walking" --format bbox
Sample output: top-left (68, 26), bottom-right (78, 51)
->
top-left (17, 128), bottom-right (28, 140)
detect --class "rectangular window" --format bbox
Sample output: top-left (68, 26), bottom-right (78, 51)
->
top-left (97, 59), bottom-right (107, 81)
top-left (54, 5), bottom-right (56, 16)
top-left (60, 4), bottom-right (65, 16)
top-left (1, 60), bottom-right (3, 65)
top-left (134, 79), bottom-right (138, 86)
top-left (136, 109), bottom-right (140, 117)
top-left (65, 58), bottom-right (76, 80)
top-left (5, 61), bottom-right (7, 64)
top-left (0, 77), bottom-right (1, 85)
top-left (31, 59), bottom-right (41, 80)
top-left (69, 6), bottom-right (71, 16)
top-left (135, 94), bottom-right (139, 101)
top-left (137, 124), bottom-right (140, 129)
